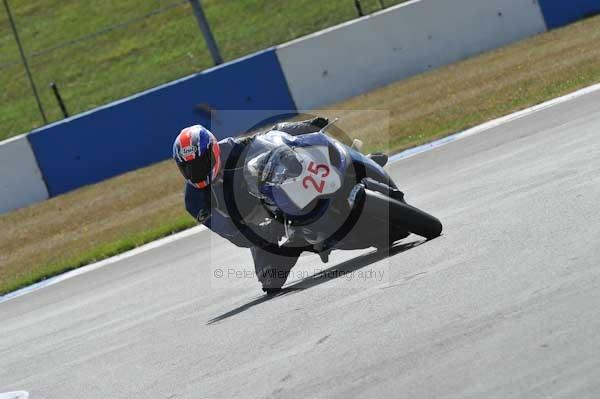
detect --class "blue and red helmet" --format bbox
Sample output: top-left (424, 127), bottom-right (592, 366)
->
top-left (173, 125), bottom-right (221, 189)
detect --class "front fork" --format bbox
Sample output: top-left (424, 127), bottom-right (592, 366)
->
top-left (348, 177), bottom-right (404, 207)
top-left (361, 178), bottom-right (405, 202)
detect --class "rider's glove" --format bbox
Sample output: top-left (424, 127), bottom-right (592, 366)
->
top-left (310, 117), bottom-right (329, 129)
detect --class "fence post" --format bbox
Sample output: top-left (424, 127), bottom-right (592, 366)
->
top-left (50, 82), bottom-right (69, 118)
top-left (3, 0), bottom-right (47, 124)
top-left (354, 0), bottom-right (364, 17)
top-left (188, 0), bottom-right (223, 66)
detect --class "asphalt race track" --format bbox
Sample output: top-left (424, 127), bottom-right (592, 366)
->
top-left (2, 90), bottom-right (600, 398)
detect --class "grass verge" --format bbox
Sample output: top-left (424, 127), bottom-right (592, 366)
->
top-left (1, 15), bottom-right (600, 295)
top-left (1, 216), bottom-right (195, 295)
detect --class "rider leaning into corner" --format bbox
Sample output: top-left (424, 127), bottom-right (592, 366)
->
top-left (172, 117), bottom-right (389, 294)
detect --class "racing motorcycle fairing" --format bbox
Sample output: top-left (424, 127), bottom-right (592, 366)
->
top-left (245, 131), bottom-right (346, 215)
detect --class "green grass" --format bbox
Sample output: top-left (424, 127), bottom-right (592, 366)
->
top-left (0, 215), bottom-right (196, 295)
top-left (0, 0), bottom-right (404, 140)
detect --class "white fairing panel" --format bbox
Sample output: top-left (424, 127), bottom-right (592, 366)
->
top-left (280, 145), bottom-right (341, 209)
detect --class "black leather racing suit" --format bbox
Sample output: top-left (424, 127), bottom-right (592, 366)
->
top-left (184, 118), bottom-right (328, 290)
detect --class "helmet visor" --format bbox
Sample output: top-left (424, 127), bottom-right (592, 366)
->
top-left (178, 145), bottom-right (213, 184)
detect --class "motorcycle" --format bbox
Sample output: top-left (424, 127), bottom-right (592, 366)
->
top-left (224, 122), bottom-right (442, 294)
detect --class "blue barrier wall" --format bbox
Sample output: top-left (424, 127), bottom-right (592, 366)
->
top-left (538, 0), bottom-right (600, 29)
top-left (16, 0), bottom-right (599, 204)
top-left (27, 48), bottom-right (297, 196)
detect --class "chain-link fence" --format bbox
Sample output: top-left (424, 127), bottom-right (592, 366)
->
top-left (0, 0), bottom-right (406, 141)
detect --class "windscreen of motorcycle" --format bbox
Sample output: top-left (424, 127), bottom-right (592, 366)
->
top-left (244, 131), bottom-right (342, 211)
top-left (244, 131), bottom-right (292, 200)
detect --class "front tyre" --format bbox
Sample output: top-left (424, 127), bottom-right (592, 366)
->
top-left (391, 200), bottom-right (442, 239)
top-left (361, 189), bottom-right (443, 240)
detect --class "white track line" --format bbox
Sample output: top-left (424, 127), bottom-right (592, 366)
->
top-left (0, 226), bottom-right (205, 304)
top-left (2, 82), bottom-right (600, 304)
top-left (0, 392), bottom-right (29, 399)
top-left (389, 82), bottom-right (600, 163)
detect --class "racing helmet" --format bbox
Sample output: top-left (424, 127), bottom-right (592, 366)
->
top-left (173, 125), bottom-right (221, 189)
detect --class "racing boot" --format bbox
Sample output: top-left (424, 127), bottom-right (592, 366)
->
top-left (314, 239), bottom-right (336, 263)
top-left (318, 249), bottom-right (332, 263)
top-left (259, 268), bottom-right (289, 296)
top-left (367, 152), bottom-right (388, 167)
top-left (251, 246), bottom-right (301, 296)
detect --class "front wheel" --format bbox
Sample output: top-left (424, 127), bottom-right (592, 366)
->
top-left (361, 189), bottom-right (443, 240)
top-left (391, 200), bottom-right (442, 239)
